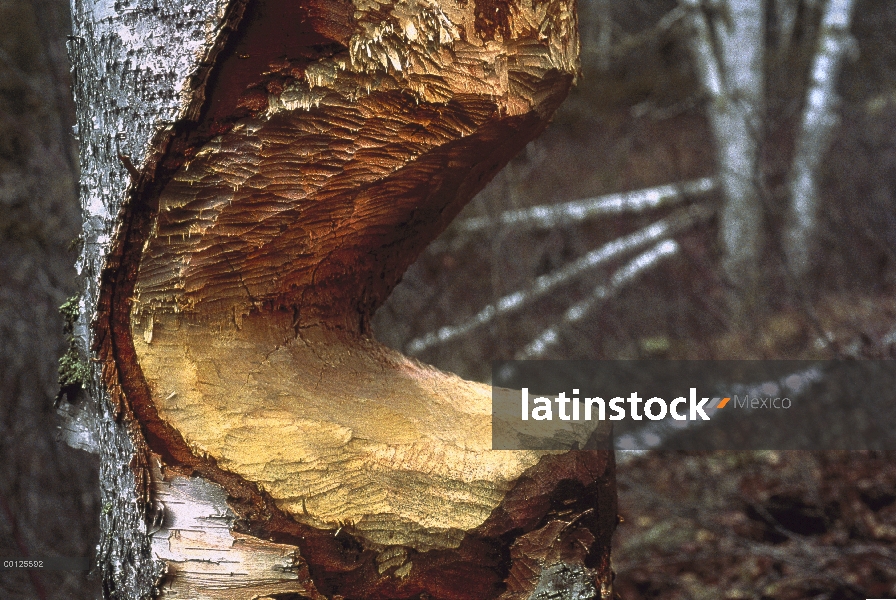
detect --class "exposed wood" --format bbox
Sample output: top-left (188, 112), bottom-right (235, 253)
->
top-left (70, 0), bottom-right (616, 597)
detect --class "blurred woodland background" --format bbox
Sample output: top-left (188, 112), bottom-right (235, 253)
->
top-left (3, 0), bottom-right (896, 598)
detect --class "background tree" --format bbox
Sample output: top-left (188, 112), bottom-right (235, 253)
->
top-left (374, 1), bottom-right (896, 597)
top-left (381, 0), bottom-right (886, 373)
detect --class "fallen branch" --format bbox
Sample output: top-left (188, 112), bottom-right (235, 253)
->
top-left (430, 177), bottom-right (716, 253)
top-left (516, 239), bottom-right (680, 359)
top-left (408, 204), bottom-right (713, 354)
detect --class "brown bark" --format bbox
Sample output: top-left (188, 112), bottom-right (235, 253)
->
top-left (92, 0), bottom-right (616, 597)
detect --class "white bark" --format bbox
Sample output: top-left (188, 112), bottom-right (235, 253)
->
top-left (680, 0), bottom-right (765, 305)
top-left (407, 204), bottom-right (712, 354)
top-left (150, 464), bottom-right (314, 600)
top-left (775, 0), bottom-right (799, 52)
top-left (432, 177), bottom-right (716, 247)
top-left (784, 0), bottom-right (856, 277)
top-left (64, 0), bottom-right (237, 596)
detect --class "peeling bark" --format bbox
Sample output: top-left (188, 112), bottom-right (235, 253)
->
top-left (150, 462), bottom-right (317, 599)
top-left (64, 0), bottom-right (616, 598)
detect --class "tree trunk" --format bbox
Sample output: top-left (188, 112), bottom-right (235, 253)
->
top-left (61, 0), bottom-right (617, 598)
top-left (784, 0), bottom-right (856, 279)
top-left (680, 0), bottom-right (764, 320)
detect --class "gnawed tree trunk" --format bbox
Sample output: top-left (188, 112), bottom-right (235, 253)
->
top-left (61, 0), bottom-right (617, 598)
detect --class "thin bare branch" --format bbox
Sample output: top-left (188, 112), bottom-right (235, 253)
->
top-left (516, 239), bottom-right (680, 359)
top-left (679, 0), bottom-right (725, 101)
top-left (408, 204), bottom-right (714, 354)
top-left (583, 6), bottom-right (688, 62)
top-left (429, 177), bottom-right (716, 253)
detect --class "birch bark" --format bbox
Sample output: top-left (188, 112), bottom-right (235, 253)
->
top-left (64, 1), bottom-right (237, 596)
top-left (680, 0), bottom-right (764, 315)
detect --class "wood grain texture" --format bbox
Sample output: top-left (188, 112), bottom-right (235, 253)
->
top-left (93, 0), bottom-right (617, 597)
top-left (131, 0), bottom-right (579, 325)
top-left (136, 313), bottom-right (546, 551)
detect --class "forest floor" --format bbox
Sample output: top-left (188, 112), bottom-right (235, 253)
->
top-left (611, 295), bottom-right (896, 600)
top-left (614, 450), bottom-right (896, 600)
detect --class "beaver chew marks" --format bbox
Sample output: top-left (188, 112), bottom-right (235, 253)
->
top-left (111, 0), bottom-right (617, 597)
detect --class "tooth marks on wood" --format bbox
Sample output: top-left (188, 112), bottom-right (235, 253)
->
top-left (91, 0), bottom-right (616, 597)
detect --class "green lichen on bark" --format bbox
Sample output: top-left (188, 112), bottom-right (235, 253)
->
top-left (57, 294), bottom-right (89, 401)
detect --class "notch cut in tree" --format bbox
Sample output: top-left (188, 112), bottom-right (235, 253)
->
top-left (65, 0), bottom-right (616, 598)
